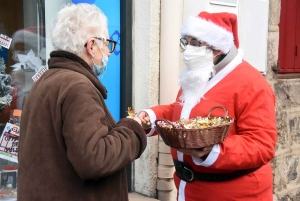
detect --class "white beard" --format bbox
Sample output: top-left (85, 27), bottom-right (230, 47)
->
top-left (179, 62), bottom-right (214, 108)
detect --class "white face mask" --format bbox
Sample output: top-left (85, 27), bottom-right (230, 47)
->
top-left (182, 45), bottom-right (214, 70)
top-left (179, 45), bottom-right (216, 107)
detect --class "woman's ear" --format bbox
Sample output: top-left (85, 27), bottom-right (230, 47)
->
top-left (86, 39), bottom-right (95, 57)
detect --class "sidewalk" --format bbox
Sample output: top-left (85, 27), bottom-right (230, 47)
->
top-left (129, 192), bottom-right (159, 201)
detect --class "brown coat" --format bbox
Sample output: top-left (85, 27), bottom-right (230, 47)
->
top-left (18, 51), bottom-right (147, 201)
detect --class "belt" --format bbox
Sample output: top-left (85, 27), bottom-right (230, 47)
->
top-left (173, 160), bottom-right (260, 182)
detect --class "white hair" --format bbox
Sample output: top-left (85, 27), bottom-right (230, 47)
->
top-left (51, 3), bottom-right (108, 56)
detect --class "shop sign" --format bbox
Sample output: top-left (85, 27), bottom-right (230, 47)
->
top-left (0, 34), bottom-right (12, 49)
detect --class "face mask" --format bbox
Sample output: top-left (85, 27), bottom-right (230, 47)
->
top-left (182, 45), bottom-right (214, 70)
top-left (92, 50), bottom-right (109, 77)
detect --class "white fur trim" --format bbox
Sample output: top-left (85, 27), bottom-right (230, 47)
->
top-left (178, 181), bottom-right (186, 201)
top-left (192, 144), bottom-right (220, 167)
top-left (238, 48), bottom-right (244, 58)
top-left (177, 151), bottom-right (184, 162)
top-left (144, 109), bottom-right (157, 137)
top-left (181, 16), bottom-right (234, 54)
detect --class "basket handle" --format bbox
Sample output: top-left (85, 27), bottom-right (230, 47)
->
top-left (155, 119), bottom-right (177, 129)
top-left (207, 106), bottom-right (228, 118)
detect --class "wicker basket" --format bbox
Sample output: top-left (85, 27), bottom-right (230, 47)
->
top-left (155, 106), bottom-right (234, 149)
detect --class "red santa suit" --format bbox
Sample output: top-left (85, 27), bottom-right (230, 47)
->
top-left (145, 12), bottom-right (277, 201)
top-left (146, 49), bottom-right (276, 200)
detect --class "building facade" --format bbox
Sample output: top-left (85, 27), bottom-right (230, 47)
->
top-left (0, 0), bottom-right (299, 200)
top-left (132, 0), bottom-right (300, 200)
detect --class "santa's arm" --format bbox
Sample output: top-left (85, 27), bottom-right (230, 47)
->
top-left (141, 90), bottom-right (182, 137)
top-left (190, 84), bottom-right (277, 170)
top-left (143, 103), bottom-right (176, 137)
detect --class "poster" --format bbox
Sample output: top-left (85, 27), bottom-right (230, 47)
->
top-left (0, 123), bottom-right (19, 163)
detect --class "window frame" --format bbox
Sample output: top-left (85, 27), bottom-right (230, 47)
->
top-left (277, 0), bottom-right (300, 75)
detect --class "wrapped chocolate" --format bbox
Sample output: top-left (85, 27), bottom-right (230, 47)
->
top-left (158, 116), bottom-right (232, 129)
top-left (127, 107), bottom-right (136, 117)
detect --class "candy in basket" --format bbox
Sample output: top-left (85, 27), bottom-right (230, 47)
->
top-left (155, 106), bottom-right (234, 149)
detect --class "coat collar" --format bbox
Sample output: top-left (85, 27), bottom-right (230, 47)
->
top-left (214, 46), bottom-right (238, 75)
top-left (48, 51), bottom-right (108, 99)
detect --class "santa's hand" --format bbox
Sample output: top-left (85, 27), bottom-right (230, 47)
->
top-left (137, 111), bottom-right (151, 129)
top-left (176, 145), bottom-right (214, 158)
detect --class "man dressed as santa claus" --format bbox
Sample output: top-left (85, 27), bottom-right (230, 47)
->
top-left (138, 11), bottom-right (277, 201)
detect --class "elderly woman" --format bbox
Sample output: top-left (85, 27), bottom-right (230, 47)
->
top-left (17, 3), bottom-right (147, 201)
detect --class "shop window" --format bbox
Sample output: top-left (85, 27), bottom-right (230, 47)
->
top-left (278, 0), bottom-right (300, 73)
top-left (0, 0), bottom-right (124, 198)
top-left (0, 0), bottom-right (46, 118)
top-left (0, 0), bottom-right (46, 198)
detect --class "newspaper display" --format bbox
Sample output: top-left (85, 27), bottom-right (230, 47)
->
top-left (0, 123), bottom-right (19, 163)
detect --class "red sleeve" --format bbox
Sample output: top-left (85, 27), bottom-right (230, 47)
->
top-left (151, 89), bottom-right (182, 120)
top-left (210, 81), bottom-right (277, 170)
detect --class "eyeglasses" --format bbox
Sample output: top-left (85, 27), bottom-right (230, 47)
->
top-left (180, 37), bottom-right (211, 51)
top-left (84, 37), bottom-right (117, 53)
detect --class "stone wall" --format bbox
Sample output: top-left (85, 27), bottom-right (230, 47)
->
top-left (272, 80), bottom-right (300, 200)
top-left (267, 0), bottom-right (300, 200)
